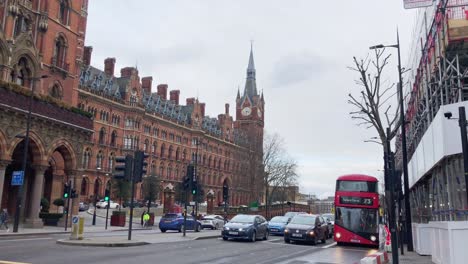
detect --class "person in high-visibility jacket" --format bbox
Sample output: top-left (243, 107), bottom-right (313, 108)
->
top-left (143, 211), bottom-right (150, 228)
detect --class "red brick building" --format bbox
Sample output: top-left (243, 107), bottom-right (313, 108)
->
top-left (0, 0), bottom-right (92, 228)
top-left (77, 46), bottom-right (265, 208)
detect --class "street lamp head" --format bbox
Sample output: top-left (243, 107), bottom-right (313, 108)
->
top-left (369, 44), bottom-right (385, 50)
top-left (444, 112), bottom-right (453, 119)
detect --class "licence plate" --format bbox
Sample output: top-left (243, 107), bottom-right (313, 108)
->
top-left (203, 221), bottom-right (210, 223)
top-left (229, 231), bottom-right (239, 235)
top-left (164, 220), bottom-right (171, 223)
top-left (292, 233), bottom-right (302, 237)
top-left (270, 229), bottom-right (278, 232)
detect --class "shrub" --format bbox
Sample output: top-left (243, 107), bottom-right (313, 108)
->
top-left (40, 197), bottom-right (50, 213)
top-left (53, 198), bottom-right (65, 207)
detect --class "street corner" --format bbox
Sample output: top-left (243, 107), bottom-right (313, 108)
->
top-left (56, 238), bottom-right (150, 247)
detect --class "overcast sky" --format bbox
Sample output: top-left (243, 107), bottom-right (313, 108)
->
top-left (86, 1), bottom-right (418, 199)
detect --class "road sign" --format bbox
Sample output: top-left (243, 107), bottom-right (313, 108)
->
top-left (72, 216), bottom-right (79, 224)
top-left (11, 171), bottom-right (24, 186)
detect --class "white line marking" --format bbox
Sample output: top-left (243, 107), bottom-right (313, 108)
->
top-left (0, 238), bottom-right (52, 243)
top-left (321, 242), bottom-right (337, 248)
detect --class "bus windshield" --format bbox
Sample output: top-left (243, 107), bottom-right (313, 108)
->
top-left (336, 180), bottom-right (377, 193)
top-left (335, 207), bottom-right (378, 234)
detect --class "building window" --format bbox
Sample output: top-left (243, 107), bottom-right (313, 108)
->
top-left (168, 146), bottom-right (173, 159)
top-left (59, 0), bottom-right (70, 25)
top-left (175, 148), bottom-right (180, 161)
top-left (14, 15), bottom-right (30, 37)
top-left (160, 144), bottom-right (166, 158)
top-left (152, 142), bottom-right (157, 155)
top-left (53, 36), bottom-right (68, 70)
top-left (144, 139), bottom-right (149, 152)
top-left (12, 57), bottom-right (32, 87)
top-left (96, 151), bottom-right (104, 169)
top-left (110, 131), bottom-right (117, 147)
top-left (108, 153), bottom-right (114, 171)
top-left (50, 83), bottom-right (63, 99)
top-left (98, 127), bottom-right (106, 145)
top-left (82, 148), bottom-right (91, 169)
top-left (80, 178), bottom-right (88, 195)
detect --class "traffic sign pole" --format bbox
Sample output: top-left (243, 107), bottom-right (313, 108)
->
top-left (64, 180), bottom-right (71, 231)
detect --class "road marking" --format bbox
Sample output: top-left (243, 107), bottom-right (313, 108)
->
top-left (0, 261), bottom-right (31, 264)
top-left (0, 238), bottom-right (52, 243)
top-left (321, 242), bottom-right (337, 248)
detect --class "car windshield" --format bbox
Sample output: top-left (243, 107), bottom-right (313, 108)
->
top-left (270, 216), bottom-right (289, 223)
top-left (203, 217), bottom-right (214, 220)
top-left (230, 215), bottom-right (255, 223)
top-left (289, 215), bottom-right (316, 225)
top-left (335, 207), bottom-right (378, 234)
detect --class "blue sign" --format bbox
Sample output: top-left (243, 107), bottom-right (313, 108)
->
top-left (11, 171), bottom-right (24, 186)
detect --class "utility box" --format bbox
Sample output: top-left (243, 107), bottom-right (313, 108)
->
top-left (70, 215), bottom-right (84, 240)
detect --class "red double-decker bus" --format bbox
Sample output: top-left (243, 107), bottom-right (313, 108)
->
top-left (334, 174), bottom-right (379, 246)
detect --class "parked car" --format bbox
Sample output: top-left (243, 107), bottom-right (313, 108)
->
top-left (222, 214), bottom-right (269, 242)
top-left (96, 199), bottom-right (120, 209)
top-left (158, 213), bottom-right (202, 233)
top-left (284, 211), bottom-right (307, 219)
top-left (201, 215), bottom-right (225, 230)
top-left (268, 216), bottom-right (291, 235)
top-left (79, 202), bottom-right (89, 212)
top-left (122, 200), bottom-right (144, 208)
top-left (322, 213), bottom-right (335, 238)
top-left (284, 214), bottom-right (329, 245)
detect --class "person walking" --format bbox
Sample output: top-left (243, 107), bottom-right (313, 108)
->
top-left (0, 208), bottom-right (9, 232)
top-left (143, 211), bottom-right (150, 228)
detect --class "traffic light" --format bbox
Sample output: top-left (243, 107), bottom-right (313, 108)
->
top-left (186, 164), bottom-right (195, 181)
top-left (223, 185), bottom-right (228, 201)
top-left (114, 155), bottom-right (133, 181)
top-left (70, 188), bottom-right (77, 198)
top-left (63, 183), bottom-right (70, 199)
top-left (191, 181), bottom-right (197, 195)
top-left (183, 177), bottom-right (190, 190)
top-left (134, 151), bottom-right (149, 183)
top-left (104, 189), bottom-right (110, 202)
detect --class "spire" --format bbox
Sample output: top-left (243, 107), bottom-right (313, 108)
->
top-left (244, 44), bottom-right (258, 99)
top-left (236, 87), bottom-right (240, 99)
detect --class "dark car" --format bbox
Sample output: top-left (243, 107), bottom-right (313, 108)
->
top-left (222, 214), bottom-right (269, 242)
top-left (284, 214), bottom-right (329, 245)
top-left (158, 213), bottom-right (202, 232)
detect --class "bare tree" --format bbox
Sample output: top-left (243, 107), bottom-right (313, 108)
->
top-left (263, 133), bottom-right (298, 219)
top-left (348, 48), bottom-right (401, 150)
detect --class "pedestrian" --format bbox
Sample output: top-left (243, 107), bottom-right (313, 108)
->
top-left (0, 208), bottom-right (9, 232)
top-left (143, 211), bottom-right (150, 228)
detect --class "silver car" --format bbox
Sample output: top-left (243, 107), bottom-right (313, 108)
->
top-left (201, 215), bottom-right (225, 229)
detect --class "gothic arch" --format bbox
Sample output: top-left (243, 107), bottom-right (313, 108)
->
top-left (10, 49), bottom-right (40, 81)
top-left (8, 131), bottom-right (46, 164)
top-left (49, 81), bottom-right (63, 99)
top-left (46, 139), bottom-right (77, 171)
top-left (0, 129), bottom-right (8, 160)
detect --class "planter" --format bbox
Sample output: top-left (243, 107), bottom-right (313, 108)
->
top-left (111, 211), bottom-right (126, 227)
top-left (39, 213), bottom-right (63, 226)
top-left (430, 221), bottom-right (468, 264)
top-left (412, 223), bottom-right (432, 256)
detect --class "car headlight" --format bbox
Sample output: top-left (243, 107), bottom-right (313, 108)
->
top-left (239, 228), bottom-right (243, 231)
top-left (336, 232), bottom-right (341, 239)
top-left (224, 227), bottom-right (230, 230)
top-left (370, 235), bottom-right (377, 242)
top-left (308, 231), bottom-right (314, 236)
top-left (284, 229), bottom-right (289, 233)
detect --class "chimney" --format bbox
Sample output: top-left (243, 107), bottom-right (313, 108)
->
top-left (104, 58), bottom-right (116, 76)
top-left (120, 67), bottom-right (137, 78)
top-left (157, 84), bottom-right (168, 100)
top-left (186, 97), bottom-right (195, 105)
top-left (225, 103), bottom-right (229, 115)
top-left (200, 103), bottom-right (206, 117)
top-left (170, 90), bottom-right (180, 104)
top-left (83, 46), bottom-right (92, 66)
top-left (142, 76), bottom-right (153, 94)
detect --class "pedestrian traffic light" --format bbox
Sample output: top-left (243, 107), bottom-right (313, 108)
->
top-left (114, 155), bottom-right (133, 181)
top-left (63, 183), bottom-right (70, 199)
top-left (223, 185), bottom-right (228, 201)
top-left (183, 177), bottom-right (190, 190)
top-left (104, 189), bottom-right (110, 202)
top-left (134, 151), bottom-right (149, 182)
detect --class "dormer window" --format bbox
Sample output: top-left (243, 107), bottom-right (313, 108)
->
top-left (59, 0), bottom-right (70, 25)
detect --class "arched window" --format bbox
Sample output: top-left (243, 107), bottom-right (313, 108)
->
top-left (96, 151), bottom-right (104, 169)
top-left (175, 148), bottom-right (180, 161)
top-left (208, 156), bottom-right (212, 167)
top-left (13, 57), bottom-right (32, 87)
top-left (168, 145), bottom-right (173, 159)
top-left (80, 178), bottom-right (88, 195)
top-left (160, 165), bottom-right (164, 177)
top-left (50, 83), bottom-right (63, 99)
top-left (53, 36), bottom-right (67, 69)
top-left (175, 168), bottom-right (179, 181)
top-left (182, 149), bottom-right (187, 161)
top-left (108, 153), bottom-right (114, 171)
top-left (203, 155), bottom-right (206, 165)
top-left (82, 148), bottom-right (91, 169)
top-left (14, 15), bottom-right (30, 37)
top-left (151, 161), bottom-right (156, 176)
top-left (167, 167), bottom-right (171, 179)
top-left (160, 144), bottom-right (165, 158)
top-left (110, 131), bottom-right (117, 147)
top-left (98, 127), bottom-right (106, 145)
top-left (59, 0), bottom-right (70, 25)
top-left (144, 139), bottom-right (149, 152)
top-left (152, 141), bottom-right (157, 155)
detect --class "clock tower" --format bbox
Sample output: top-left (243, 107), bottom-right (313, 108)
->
top-left (235, 46), bottom-right (265, 203)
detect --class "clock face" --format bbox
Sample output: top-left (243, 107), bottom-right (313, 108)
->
top-left (257, 109), bottom-right (262, 118)
top-left (241, 107), bottom-right (252, 116)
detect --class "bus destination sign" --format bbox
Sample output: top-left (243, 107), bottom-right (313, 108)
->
top-left (340, 196), bottom-right (373, 206)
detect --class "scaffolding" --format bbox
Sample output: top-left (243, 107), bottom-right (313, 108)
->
top-left (400, 0), bottom-right (468, 222)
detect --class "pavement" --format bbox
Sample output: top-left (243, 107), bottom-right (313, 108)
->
top-left (389, 245), bottom-right (433, 264)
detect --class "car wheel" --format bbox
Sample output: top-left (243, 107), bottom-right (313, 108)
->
top-left (263, 230), bottom-right (269, 240)
top-left (284, 238), bottom-right (290, 244)
top-left (250, 231), bottom-right (256, 242)
top-left (311, 237), bottom-right (316, 245)
top-left (222, 237), bottom-right (228, 241)
top-left (161, 229), bottom-right (166, 233)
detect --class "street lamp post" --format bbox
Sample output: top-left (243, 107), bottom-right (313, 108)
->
top-left (13, 75), bottom-right (48, 233)
top-left (92, 167), bottom-right (102, 226)
top-left (370, 31), bottom-right (414, 251)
